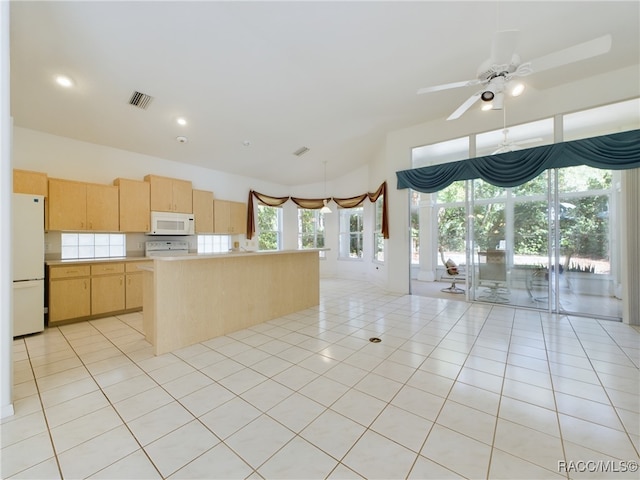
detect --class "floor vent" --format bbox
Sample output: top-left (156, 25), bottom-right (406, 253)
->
top-left (129, 91), bottom-right (153, 110)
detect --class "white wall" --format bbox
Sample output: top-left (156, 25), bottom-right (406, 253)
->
top-left (1, 0), bottom-right (14, 419)
top-left (14, 127), bottom-right (281, 202)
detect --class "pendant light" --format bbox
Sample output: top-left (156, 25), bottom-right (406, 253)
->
top-left (320, 161), bottom-right (332, 214)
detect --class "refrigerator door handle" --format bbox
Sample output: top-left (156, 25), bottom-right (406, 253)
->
top-left (13, 280), bottom-right (44, 288)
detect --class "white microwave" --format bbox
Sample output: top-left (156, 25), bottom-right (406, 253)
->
top-left (149, 211), bottom-right (195, 235)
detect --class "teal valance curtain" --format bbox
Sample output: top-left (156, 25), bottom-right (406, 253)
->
top-left (396, 129), bottom-right (640, 193)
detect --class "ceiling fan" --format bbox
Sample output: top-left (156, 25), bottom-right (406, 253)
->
top-left (491, 108), bottom-right (543, 154)
top-left (492, 128), bottom-right (542, 154)
top-left (417, 30), bottom-right (612, 121)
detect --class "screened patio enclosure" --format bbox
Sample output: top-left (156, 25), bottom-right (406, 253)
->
top-left (403, 99), bottom-right (640, 321)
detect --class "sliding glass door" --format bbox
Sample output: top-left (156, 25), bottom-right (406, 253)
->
top-left (555, 166), bottom-right (620, 318)
top-left (466, 168), bottom-right (621, 320)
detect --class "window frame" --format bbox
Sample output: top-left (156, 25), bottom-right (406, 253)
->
top-left (373, 196), bottom-right (385, 263)
top-left (338, 206), bottom-right (364, 260)
top-left (60, 233), bottom-right (126, 259)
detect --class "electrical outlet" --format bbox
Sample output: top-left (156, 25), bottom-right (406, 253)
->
top-left (138, 242), bottom-right (145, 250)
top-left (44, 242), bottom-right (51, 252)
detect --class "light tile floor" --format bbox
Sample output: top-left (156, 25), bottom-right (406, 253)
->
top-left (3, 278), bottom-right (639, 479)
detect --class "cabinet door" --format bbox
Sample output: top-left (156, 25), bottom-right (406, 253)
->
top-left (91, 274), bottom-right (125, 315)
top-left (146, 175), bottom-right (174, 212)
top-left (13, 169), bottom-right (48, 196)
top-left (49, 277), bottom-right (91, 322)
top-left (193, 189), bottom-right (214, 233)
top-left (172, 179), bottom-right (193, 213)
top-left (115, 178), bottom-right (150, 232)
top-left (213, 200), bottom-right (230, 233)
top-left (86, 184), bottom-right (119, 231)
top-left (229, 201), bottom-right (247, 234)
top-left (125, 273), bottom-right (143, 309)
top-left (48, 179), bottom-right (87, 231)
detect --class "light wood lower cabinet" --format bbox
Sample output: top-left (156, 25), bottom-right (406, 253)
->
top-left (48, 265), bottom-right (91, 323)
top-left (90, 263), bottom-right (125, 315)
top-left (48, 260), bottom-right (150, 325)
top-left (125, 261), bottom-right (151, 309)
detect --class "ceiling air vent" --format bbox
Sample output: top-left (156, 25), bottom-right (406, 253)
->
top-left (293, 146), bottom-right (310, 157)
top-left (129, 91), bottom-right (153, 110)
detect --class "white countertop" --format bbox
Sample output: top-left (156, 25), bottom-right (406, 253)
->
top-left (46, 249), bottom-right (327, 265)
top-left (150, 248), bottom-right (327, 261)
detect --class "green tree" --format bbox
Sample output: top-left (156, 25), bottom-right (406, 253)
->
top-left (257, 205), bottom-right (279, 250)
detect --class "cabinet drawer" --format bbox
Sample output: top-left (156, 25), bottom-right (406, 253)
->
top-left (49, 265), bottom-right (91, 279)
top-left (126, 261), bottom-right (152, 273)
top-left (90, 263), bottom-right (125, 275)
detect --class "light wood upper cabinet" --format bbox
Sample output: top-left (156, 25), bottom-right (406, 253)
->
top-left (114, 178), bottom-right (150, 232)
top-left (172, 179), bottom-right (193, 213)
top-left (229, 201), bottom-right (247, 234)
top-left (144, 174), bottom-right (193, 213)
top-left (213, 200), bottom-right (246, 234)
top-left (49, 179), bottom-right (118, 231)
top-left (48, 179), bottom-right (87, 230)
top-left (86, 183), bottom-right (119, 231)
top-left (13, 169), bottom-right (48, 196)
top-left (193, 189), bottom-right (214, 233)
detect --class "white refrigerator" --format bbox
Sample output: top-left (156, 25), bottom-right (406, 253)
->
top-left (12, 194), bottom-right (45, 336)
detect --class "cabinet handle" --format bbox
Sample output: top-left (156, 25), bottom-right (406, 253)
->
top-left (66, 269), bottom-right (78, 274)
top-left (120, 277), bottom-right (123, 286)
top-left (84, 280), bottom-right (87, 289)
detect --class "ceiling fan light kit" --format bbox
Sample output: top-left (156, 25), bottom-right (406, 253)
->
top-left (417, 31), bottom-right (612, 121)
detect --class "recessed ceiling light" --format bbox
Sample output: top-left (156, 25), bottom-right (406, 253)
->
top-left (176, 117), bottom-right (187, 126)
top-left (55, 75), bottom-right (74, 88)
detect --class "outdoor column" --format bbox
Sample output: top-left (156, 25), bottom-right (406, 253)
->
top-left (417, 193), bottom-right (436, 281)
top-left (621, 168), bottom-right (640, 325)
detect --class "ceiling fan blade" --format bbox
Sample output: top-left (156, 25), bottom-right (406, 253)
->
top-left (515, 137), bottom-right (544, 146)
top-left (417, 79), bottom-right (479, 95)
top-left (491, 30), bottom-right (520, 65)
top-left (447, 92), bottom-right (482, 121)
top-left (529, 34), bottom-right (612, 73)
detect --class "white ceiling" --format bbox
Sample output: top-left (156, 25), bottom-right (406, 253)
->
top-left (9, 1), bottom-right (640, 185)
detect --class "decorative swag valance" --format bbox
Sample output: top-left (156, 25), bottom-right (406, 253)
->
top-left (246, 181), bottom-right (389, 240)
top-left (396, 129), bottom-right (640, 193)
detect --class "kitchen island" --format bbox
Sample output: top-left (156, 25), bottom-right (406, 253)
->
top-left (141, 250), bottom-right (320, 355)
